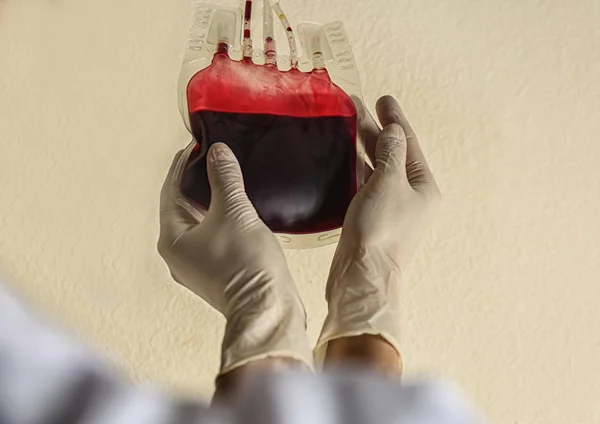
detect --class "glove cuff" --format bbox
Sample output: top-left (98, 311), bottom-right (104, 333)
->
top-left (314, 311), bottom-right (403, 367)
top-left (219, 289), bottom-right (314, 375)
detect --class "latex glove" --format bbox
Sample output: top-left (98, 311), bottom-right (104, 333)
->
top-left (158, 143), bottom-right (313, 375)
top-left (315, 96), bottom-right (442, 362)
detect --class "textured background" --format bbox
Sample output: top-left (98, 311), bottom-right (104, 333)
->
top-left (1, 0), bottom-right (599, 422)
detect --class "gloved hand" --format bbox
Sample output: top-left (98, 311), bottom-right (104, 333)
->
top-left (158, 143), bottom-right (313, 375)
top-left (315, 96), bottom-right (442, 362)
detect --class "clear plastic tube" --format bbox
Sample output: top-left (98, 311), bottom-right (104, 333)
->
top-left (217, 22), bottom-right (231, 55)
top-left (263, 0), bottom-right (277, 65)
top-left (242, 0), bottom-right (253, 60)
top-left (309, 28), bottom-right (325, 70)
top-left (271, 0), bottom-right (298, 69)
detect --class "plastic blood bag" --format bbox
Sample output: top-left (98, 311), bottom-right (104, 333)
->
top-left (173, 0), bottom-right (366, 248)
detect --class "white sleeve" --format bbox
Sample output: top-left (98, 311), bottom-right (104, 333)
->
top-left (0, 280), bottom-right (219, 424)
top-left (233, 370), bottom-right (486, 424)
top-left (0, 278), bottom-right (484, 424)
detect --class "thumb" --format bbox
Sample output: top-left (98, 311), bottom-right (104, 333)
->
top-left (206, 143), bottom-right (261, 228)
top-left (375, 123), bottom-right (408, 176)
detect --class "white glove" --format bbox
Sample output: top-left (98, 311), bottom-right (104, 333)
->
top-left (316, 96), bottom-right (442, 362)
top-left (158, 143), bottom-right (313, 375)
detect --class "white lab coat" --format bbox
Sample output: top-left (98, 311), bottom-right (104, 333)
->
top-left (0, 279), bottom-right (485, 424)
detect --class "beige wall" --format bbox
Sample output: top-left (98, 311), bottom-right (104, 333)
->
top-left (1, 0), bottom-right (599, 422)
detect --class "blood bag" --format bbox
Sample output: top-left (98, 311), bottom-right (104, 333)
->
top-left (173, 0), bottom-right (366, 249)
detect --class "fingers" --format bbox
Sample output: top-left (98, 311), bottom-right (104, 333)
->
top-left (374, 123), bottom-right (407, 176)
top-left (159, 148), bottom-right (197, 244)
top-left (206, 143), bottom-right (261, 229)
top-left (361, 108), bottom-right (381, 166)
top-left (352, 94), bottom-right (380, 167)
top-left (364, 163), bottom-right (374, 183)
top-left (376, 96), bottom-right (417, 141)
top-left (376, 96), bottom-right (438, 193)
top-left (159, 150), bottom-right (183, 211)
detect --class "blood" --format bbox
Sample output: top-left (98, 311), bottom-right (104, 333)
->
top-left (244, 0), bottom-right (252, 20)
top-left (182, 54), bottom-right (358, 234)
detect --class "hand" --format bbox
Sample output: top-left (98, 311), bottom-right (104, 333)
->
top-left (158, 143), bottom-right (312, 375)
top-left (344, 95), bottom-right (441, 264)
top-left (316, 96), bottom-right (441, 359)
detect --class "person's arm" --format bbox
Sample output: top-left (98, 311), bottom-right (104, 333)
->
top-left (0, 280), bottom-right (484, 424)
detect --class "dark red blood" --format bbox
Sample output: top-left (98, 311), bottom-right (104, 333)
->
top-left (244, 1), bottom-right (252, 19)
top-left (217, 42), bottom-right (228, 54)
top-left (244, 29), bottom-right (251, 38)
top-left (286, 26), bottom-right (292, 31)
top-left (182, 54), bottom-right (358, 234)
